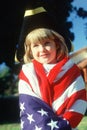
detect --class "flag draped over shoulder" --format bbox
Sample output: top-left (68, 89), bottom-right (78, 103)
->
top-left (18, 57), bottom-right (87, 130)
top-left (19, 94), bottom-right (71, 130)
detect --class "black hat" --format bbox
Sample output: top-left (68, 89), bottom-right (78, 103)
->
top-left (15, 6), bottom-right (73, 62)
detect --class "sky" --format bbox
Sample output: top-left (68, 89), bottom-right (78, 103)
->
top-left (67, 0), bottom-right (87, 52)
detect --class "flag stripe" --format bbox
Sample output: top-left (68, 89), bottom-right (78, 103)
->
top-left (51, 65), bottom-right (81, 101)
top-left (63, 111), bottom-right (83, 128)
top-left (18, 58), bottom-right (87, 129)
top-left (52, 76), bottom-right (86, 112)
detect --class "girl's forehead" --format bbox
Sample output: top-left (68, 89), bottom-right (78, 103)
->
top-left (29, 30), bottom-right (55, 39)
top-left (32, 37), bottom-right (54, 44)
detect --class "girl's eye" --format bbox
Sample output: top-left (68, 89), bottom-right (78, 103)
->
top-left (44, 42), bottom-right (50, 46)
top-left (33, 44), bottom-right (39, 47)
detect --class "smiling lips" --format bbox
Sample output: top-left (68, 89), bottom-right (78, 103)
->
top-left (39, 53), bottom-right (49, 58)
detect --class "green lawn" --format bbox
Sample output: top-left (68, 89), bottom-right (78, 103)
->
top-left (77, 116), bottom-right (87, 130)
top-left (0, 116), bottom-right (87, 130)
top-left (0, 123), bottom-right (20, 130)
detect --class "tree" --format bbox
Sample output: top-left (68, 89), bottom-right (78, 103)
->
top-left (0, 0), bottom-right (74, 66)
top-left (72, 5), bottom-right (87, 39)
top-left (1, 0), bottom-right (78, 96)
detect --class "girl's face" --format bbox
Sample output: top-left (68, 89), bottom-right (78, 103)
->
top-left (31, 38), bottom-right (58, 64)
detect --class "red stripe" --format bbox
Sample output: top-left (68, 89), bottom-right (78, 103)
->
top-left (19, 70), bottom-right (29, 83)
top-left (32, 58), bottom-right (69, 106)
top-left (19, 70), bottom-right (33, 91)
top-left (56, 89), bottom-right (86, 115)
top-left (33, 60), bottom-right (52, 106)
top-left (63, 111), bottom-right (83, 128)
top-left (48, 57), bottom-right (69, 83)
top-left (33, 59), bottom-right (81, 107)
top-left (52, 64), bottom-right (81, 101)
top-left (66, 89), bottom-right (86, 109)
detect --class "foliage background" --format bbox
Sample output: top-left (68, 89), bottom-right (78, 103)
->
top-left (0, 0), bottom-right (87, 98)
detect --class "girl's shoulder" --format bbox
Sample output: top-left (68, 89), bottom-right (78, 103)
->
top-left (19, 62), bottom-right (36, 78)
top-left (22, 62), bottom-right (34, 71)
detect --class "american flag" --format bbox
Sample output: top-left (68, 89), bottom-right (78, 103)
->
top-left (18, 57), bottom-right (87, 130)
top-left (19, 94), bottom-right (71, 130)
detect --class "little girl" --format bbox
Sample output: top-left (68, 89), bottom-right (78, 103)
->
top-left (18, 28), bottom-right (87, 130)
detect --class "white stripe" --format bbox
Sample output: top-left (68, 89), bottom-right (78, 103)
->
top-left (69, 99), bottom-right (87, 114)
top-left (18, 80), bottom-right (41, 99)
top-left (22, 63), bottom-right (41, 97)
top-left (52, 76), bottom-right (85, 112)
top-left (21, 59), bottom-right (74, 95)
top-left (67, 76), bottom-right (85, 96)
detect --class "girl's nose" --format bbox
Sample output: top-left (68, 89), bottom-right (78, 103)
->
top-left (39, 45), bottom-right (45, 51)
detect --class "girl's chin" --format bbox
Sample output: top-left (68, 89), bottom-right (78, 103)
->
top-left (37, 59), bottom-right (57, 64)
top-left (37, 59), bottom-right (50, 64)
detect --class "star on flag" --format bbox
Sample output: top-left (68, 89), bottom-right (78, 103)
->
top-left (20, 102), bottom-right (25, 113)
top-left (19, 94), bottom-right (71, 130)
top-left (47, 119), bottom-right (59, 130)
top-left (21, 120), bottom-right (24, 129)
top-left (27, 113), bottom-right (35, 124)
top-left (35, 125), bottom-right (42, 130)
top-left (37, 108), bottom-right (48, 116)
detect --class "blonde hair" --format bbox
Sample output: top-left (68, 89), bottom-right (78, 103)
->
top-left (23, 28), bottom-right (68, 63)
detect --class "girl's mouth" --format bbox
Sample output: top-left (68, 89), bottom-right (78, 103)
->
top-left (40, 54), bottom-right (49, 57)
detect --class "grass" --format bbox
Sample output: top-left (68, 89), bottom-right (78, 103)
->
top-left (0, 116), bottom-right (87, 130)
top-left (0, 123), bottom-right (20, 130)
top-left (77, 116), bottom-right (87, 130)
